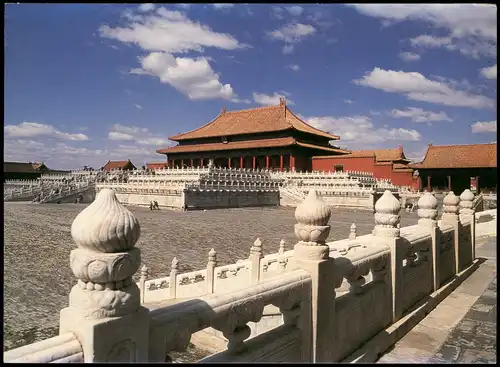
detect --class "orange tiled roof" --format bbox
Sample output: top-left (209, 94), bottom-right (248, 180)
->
top-left (146, 162), bottom-right (169, 169)
top-left (169, 103), bottom-right (339, 141)
top-left (410, 143), bottom-right (497, 169)
top-left (347, 147), bottom-right (409, 162)
top-left (157, 137), bottom-right (347, 154)
top-left (312, 147), bottom-right (409, 162)
top-left (102, 160), bottom-right (134, 171)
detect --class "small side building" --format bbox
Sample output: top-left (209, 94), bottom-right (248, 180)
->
top-left (146, 162), bottom-right (169, 170)
top-left (410, 143), bottom-right (497, 194)
top-left (102, 160), bottom-right (137, 172)
top-left (312, 146), bottom-right (419, 189)
top-left (4, 161), bottom-right (60, 181)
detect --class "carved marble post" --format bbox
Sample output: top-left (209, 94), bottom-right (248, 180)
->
top-left (460, 189), bottom-right (476, 265)
top-left (278, 239), bottom-right (287, 272)
top-left (292, 189), bottom-right (335, 362)
top-left (59, 189), bottom-right (149, 362)
top-left (206, 248), bottom-right (217, 294)
top-left (349, 223), bottom-right (357, 240)
top-left (169, 257), bottom-right (179, 299)
top-left (441, 191), bottom-right (461, 274)
top-left (139, 265), bottom-right (149, 304)
top-left (417, 192), bottom-right (440, 291)
top-left (373, 190), bottom-right (403, 323)
top-left (250, 238), bottom-right (264, 283)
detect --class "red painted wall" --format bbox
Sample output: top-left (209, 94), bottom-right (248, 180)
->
top-left (312, 156), bottom-right (419, 190)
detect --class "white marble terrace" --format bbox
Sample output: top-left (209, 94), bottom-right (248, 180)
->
top-left (3, 182), bottom-right (485, 363)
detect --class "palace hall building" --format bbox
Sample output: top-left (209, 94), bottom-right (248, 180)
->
top-left (157, 98), bottom-right (350, 172)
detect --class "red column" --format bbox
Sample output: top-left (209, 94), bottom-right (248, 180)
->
top-left (180, 159), bottom-right (184, 168)
top-left (228, 158), bottom-right (231, 168)
top-left (427, 176), bottom-right (431, 192)
top-left (447, 176), bottom-right (451, 191)
top-left (280, 155), bottom-right (283, 172)
top-left (190, 158), bottom-right (193, 168)
top-left (199, 157), bottom-right (203, 167)
top-left (290, 155), bottom-right (295, 171)
top-left (476, 176), bottom-right (480, 194)
top-left (266, 156), bottom-right (269, 169)
top-left (240, 156), bottom-right (244, 169)
top-left (252, 156), bottom-right (256, 169)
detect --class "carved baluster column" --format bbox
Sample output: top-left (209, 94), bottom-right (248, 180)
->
top-left (459, 189), bottom-right (475, 266)
top-left (59, 189), bottom-right (149, 362)
top-left (139, 265), bottom-right (149, 304)
top-left (278, 239), bottom-right (286, 272)
top-left (441, 191), bottom-right (461, 274)
top-left (349, 223), bottom-right (357, 240)
top-left (372, 190), bottom-right (403, 323)
top-left (250, 238), bottom-right (264, 283)
top-left (170, 257), bottom-right (179, 299)
top-left (291, 189), bottom-right (336, 362)
top-left (417, 192), bottom-right (440, 291)
top-left (206, 248), bottom-right (217, 294)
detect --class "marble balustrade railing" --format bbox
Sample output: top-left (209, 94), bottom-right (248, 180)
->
top-left (3, 187), bottom-right (481, 363)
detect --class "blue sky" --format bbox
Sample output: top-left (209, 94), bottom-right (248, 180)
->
top-left (4, 4), bottom-right (497, 169)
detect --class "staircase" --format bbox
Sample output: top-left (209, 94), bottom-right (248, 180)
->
top-left (279, 186), bottom-right (306, 206)
top-left (39, 182), bottom-right (95, 203)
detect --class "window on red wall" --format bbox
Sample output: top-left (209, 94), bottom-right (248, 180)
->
top-left (334, 165), bottom-right (344, 172)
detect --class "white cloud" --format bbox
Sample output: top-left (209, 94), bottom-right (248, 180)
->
top-left (287, 64), bottom-right (300, 71)
top-left (138, 3), bottom-right (155, 13)
top-left (252, 92), bottom-right (295, 106)
top-left (267, 23), bottom-right (316, 54)
top-left (353, 67), bottom-right (495, 109)
top-left (271, 6), bottom-right (284, 20)
top-left (108, 131), bottom-right (134, 141)
top-left (406, 145), bottom-right (429, 162)
top-left (399, 51), bottom-right (421, 62)
top-left (480, 64), bottom-right (497, 80)
top-left (471, 120), bottom-right (497, 133)
top-left (303, 114), bottom-right (421, 148)
top-left (389, 107), bottom-right (453, 123)
top-left (344, 99), bottom-right (354, 104)
top-left (175, 4), bottom-right (191, 10)
top-left (350, 4), bottom-right (497, 59)
top-left (99, 7), bottom-right (247, 54)
top-left (100, 7), bottom-right (245, 101)
top-left (133, 52), bottom-right (236, 101)
top-left (287, 6), bottom-right (304, 16)
top-left (211, 4), bottom-right (234, 10)
top-left (268, 23), bottom-right (316, 43)
top-left (108, 124), bottom-right (171, 146)
top-left (4, 122), bottom-right (89, 141)
top-left (134, 104), bottom-right (143, 110)
top-left (283, 44), bottom-right (294, 54)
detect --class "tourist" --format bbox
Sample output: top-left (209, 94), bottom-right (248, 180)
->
top-left (154, 200), bottom-right (159, 210)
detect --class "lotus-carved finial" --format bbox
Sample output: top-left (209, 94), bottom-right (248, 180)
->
top-left (460, 189), bottom-right (474, 203)
top-left (375, 190), bottom-right (401, 215)
top-left (373, 190), bottom-right (401, 237)
top-left (70, 189), bottom-right (140, 253)
top-left (295, 189), bottom-right (331, 226)
top-left (417, 191), bottom-right (438, 210)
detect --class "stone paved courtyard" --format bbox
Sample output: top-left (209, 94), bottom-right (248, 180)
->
top-left (430, 277), bottom-right (497, 364)
top-left (3, 202), bottom-right (418, 352)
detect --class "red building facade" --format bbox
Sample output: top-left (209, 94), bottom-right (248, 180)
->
top-left (157, 98), bottom-right (350, 171)
top-left (312, 147), bottom-right (420, 189)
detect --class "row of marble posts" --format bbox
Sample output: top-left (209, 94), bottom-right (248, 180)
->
top-left (138, 237), bottom-right (291, 302)
top-left (12, 185), bottom-right (477, 363)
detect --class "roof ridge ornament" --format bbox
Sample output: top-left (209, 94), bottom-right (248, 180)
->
top-left (221, 106), bottom-right (226, 114)
top-left (279, 97), bottom-right (286, 107)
